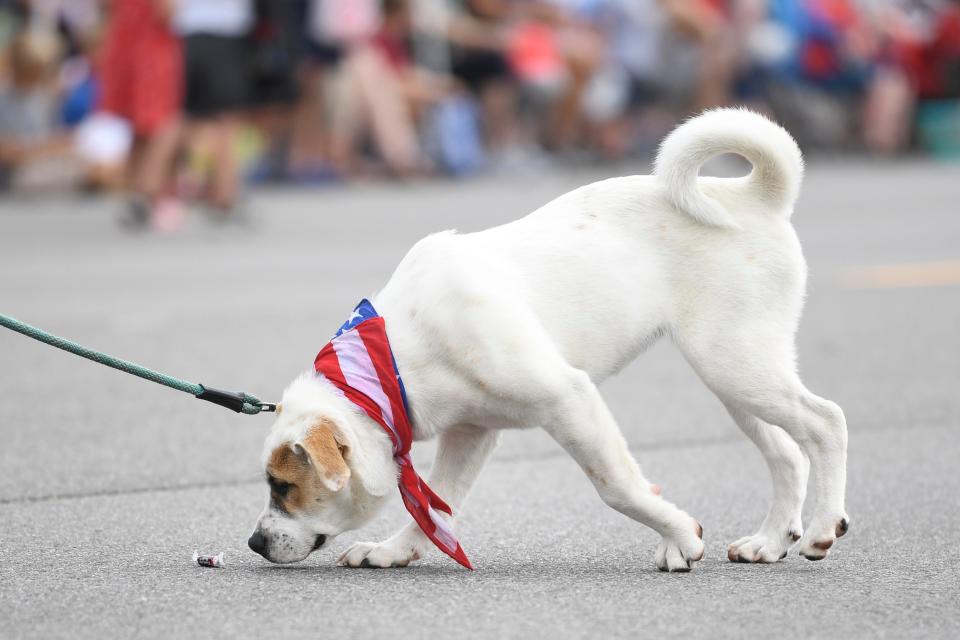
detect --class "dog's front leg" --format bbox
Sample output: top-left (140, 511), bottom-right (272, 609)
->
top-left (545, 369), bottom-right (705, 571)
top-left (338, 425), bottom-right (500, 568)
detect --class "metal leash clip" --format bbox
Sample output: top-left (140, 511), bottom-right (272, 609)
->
top-left (196, 385), bottom-right (276, 414)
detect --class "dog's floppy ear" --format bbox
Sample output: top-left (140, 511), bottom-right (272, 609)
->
top-left (294, 420), bottom-right (351, 492)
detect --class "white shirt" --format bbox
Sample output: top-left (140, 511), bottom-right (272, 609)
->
top-left (174, 0), bottom-right (254, 37)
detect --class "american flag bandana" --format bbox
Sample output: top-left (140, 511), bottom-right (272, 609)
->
top-left (313, 299), bottom-right (472, 570)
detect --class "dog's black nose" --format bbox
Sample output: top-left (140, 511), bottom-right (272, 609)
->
top-left (312, 534), bottom-right (327, 550)
top-left (248, 531), bottom-right (268, 556)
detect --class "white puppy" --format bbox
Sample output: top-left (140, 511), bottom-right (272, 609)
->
top-left (249, 108), bottom-right (849, 571)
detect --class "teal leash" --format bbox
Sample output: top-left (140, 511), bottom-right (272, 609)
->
top-left (0, 312), bottom-right (275, 415)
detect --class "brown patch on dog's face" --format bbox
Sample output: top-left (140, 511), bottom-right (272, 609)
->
top-left (265, 445), bottom-right (312, 514)
top-left (264, 420), bottom-right (350, 515)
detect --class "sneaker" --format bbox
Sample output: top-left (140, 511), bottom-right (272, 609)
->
top-left (150, 197), bottom-right (186, 233)
top-left (118, 197), bottom-right (150, 230)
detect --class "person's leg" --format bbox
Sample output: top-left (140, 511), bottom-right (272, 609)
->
top-left (863, 68), bottom-right (914, 154)
top-left (118, 137), bottom-right (149, 227)
top-left (480, 79), bottom-right (521, 150)
top-left (131, 118), bottom-right (184, 231)
top-left (696, 30), bottom-right (736, 109)
top-left (134, 117), bottom-right (182, 200)
top-left (188, 33), bottom-right (247, 211)
top-left (179, 35), bottom-right (220, 205)
top-left (328, 50), bottom-right (370, 175)
top-left (208, 114), bottom-right (241, 210)
top-left (288, 64), bottom-right (331, 171)
top-left (549, 26), bottom-right (603, 149)
top-left (349, 46), bottom-right (422, 175)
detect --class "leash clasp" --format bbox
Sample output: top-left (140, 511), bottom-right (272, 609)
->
top-left (196, 385), bottom-right (276, 414)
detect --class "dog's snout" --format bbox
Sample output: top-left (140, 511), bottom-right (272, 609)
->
top-left (248, 531), bottom-right (268, 557)
top-left (312, 534), bottom-right (327, 550)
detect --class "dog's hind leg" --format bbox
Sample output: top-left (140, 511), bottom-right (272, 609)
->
top-left (543, 368), bottom-right (705, 572)
top-left (724, 403), bottom-right (808, 563)
top-left (338, 425), bottom-right (500, 568)
top-left (681, 334), bottom-right (849, 562)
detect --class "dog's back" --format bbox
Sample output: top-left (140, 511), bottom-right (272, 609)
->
top-left (379, 110), bottom-right (809, 384)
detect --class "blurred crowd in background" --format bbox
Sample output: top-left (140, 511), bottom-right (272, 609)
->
top-left (0, 0), bottom-right (958, 229)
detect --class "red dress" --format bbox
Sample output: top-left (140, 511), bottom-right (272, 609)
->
top-left (98, 0), bottom-right (182, 135)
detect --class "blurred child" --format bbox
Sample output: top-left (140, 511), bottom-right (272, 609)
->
top-left (98, 0), bottom-right (183, 229)
top-left (174, 0), bottom-right (253, 219)
top-left (0, 27), bottom-right (78, 192)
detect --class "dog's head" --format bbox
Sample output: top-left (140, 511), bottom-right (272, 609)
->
top-left (248, 374), bottom-right (396, 564)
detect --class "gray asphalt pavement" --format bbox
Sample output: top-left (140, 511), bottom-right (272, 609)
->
top-left (1, 160), bottom-right (959, 639)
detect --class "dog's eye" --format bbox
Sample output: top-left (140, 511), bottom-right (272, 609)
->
top-left (267, 476), bottom-right (292, 497)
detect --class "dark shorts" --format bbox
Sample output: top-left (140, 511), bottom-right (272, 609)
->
top-left (183, 34), bottom-right (249, 118)
top-left (247, 0), bottom-right (306, 108)
top-left (304, 39), bottom-right (343, 66)
top-left (450, 47), bottom-right (512, 93)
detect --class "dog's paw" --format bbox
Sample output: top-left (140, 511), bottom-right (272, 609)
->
top-left (656, 519), bottom-right (705, 572)
top-left (798, 514), bottom-right (849, 561)
top-left (337, 540), bottom-right (423, 569)
top-left (727, 525), bottom-right (801, 564)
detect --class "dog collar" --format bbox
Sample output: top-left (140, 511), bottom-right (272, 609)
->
top-left (313, 299), bottom-right (472, 569)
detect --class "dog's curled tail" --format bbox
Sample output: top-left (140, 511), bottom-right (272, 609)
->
top-left (654, 108), bottom-right (804, 228)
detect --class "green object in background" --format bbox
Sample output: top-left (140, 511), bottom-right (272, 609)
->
top-left (917, 100), bottom-right (960, 161)
top-left (0, 312), bottom-right (276, 415)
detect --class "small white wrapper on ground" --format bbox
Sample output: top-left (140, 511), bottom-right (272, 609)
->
top-left (192, 550), bottom-right (225, 568)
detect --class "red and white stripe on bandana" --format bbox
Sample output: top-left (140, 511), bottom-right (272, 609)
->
top-left (313, 299), bottom-right (472, 570)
